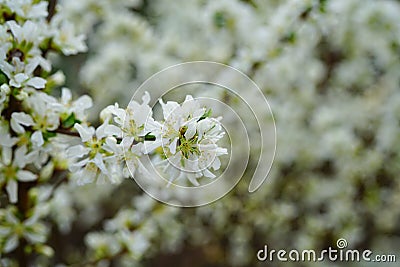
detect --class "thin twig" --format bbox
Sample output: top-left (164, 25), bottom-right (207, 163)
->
top-left (53, 128), bottom-right (80, 137)
top-left (47, 0), bottom-right (58, 22)
top-left (69, 249), bottom-right (128, 267)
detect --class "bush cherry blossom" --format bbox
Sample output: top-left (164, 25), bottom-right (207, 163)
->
top-left (2, 0), bottom-right (400, 266)
top-left (146, 95), bottom-right (228, 185)
top-left (0, 0), bottom-right (225, 265)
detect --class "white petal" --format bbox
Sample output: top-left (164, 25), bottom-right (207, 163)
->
top-left (5, 209), bottom-right (19, 224)
top-left (144, 119), bottom-right (162, 134)
top-left (24, 212), bottom-right (40, 227)
top-left (0, 60), bottom-right (13, 77)
top-left (104, 137), bottom-right (120, 154)
top-left (14, 145), bottom-right (28, 168)
top-left (31, 130), bottom-right (44, 147)
top-left (197, 120), bottom-right (209, 140)
top-left (74, 123), bottom-right (94, 142)
top-left (3, 234), bottom-right (19, 253)
top-left (61, 88), bottom-right (72, 104)
top-left (0, 226), bottom-right (11, 236)
top-left (169, 137), bottom-right (178, 154)
top-left (24, 231), bottom-right (45, 243)
top-left (104, 124), bottom-right (122, 137)
top-left (143, 140), bottom-right (162, 154)
top-left (203, 169), bottom-right (216, 178)
top-left (132, 104), bottom-right (152, 128)
top-left (79, 165), bottom-right (97, 185)
top-left (0, 133), bottom-right (17, 147)
top-left (25, 58), bottom-right (40, 74)
top-left (159, 99), bottom-right (179, 120)
top-left (7, 20), bottom-right (20, 38)
top-left (92, 153), bottom-right (108, 175)
top-left (142, 91), bottom-right (150, 104)
top-left (29, 2), bottom-right (48, 18)
top-left (66, 145), bottom-right (90, 158)
top-left (211, 157), bottom-right (221, 170)
top-left (96, 173), bottom-right (106, 185)
top-left (185, 122), bottom-right (197, 140)
top-left (216, 147), bottom-right (228, 155)
top-left (26, 77), bottom-right (46, 89)
top-left (38, 56), bottom-right (51, 72)
top-left (12, 112), bottom-right (34, 126)
top-left (10, 118), bottom-right (25, 134)
top-left (6, 179), bottom-right (18, 203)
top-left (17, 170), bottom-right (37, 182)
top-left (14, 73), bottom-right (28, 85)
top-left (95, 121), bottom-right (109, 139)
top-left (69, 158), bottom-right (89, 172)
top-left (2, 146), bottom-right (12, 165)
top-left (187, 174), bottom-right (200, 186)
top-left (121, 136), bottom-right (134, 149)
top-left (24, 151), bottom-right (37, 165)
top-left (72, 95), bottom-right (92, 111)
top-left (136, 158), bottom-right (151, 177)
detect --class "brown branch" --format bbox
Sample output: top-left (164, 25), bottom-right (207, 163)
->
top-left (53, 128), bottom-right (81, 137)
top-left (69, 249), bottom-right (128, 267)
top-left (47, 0), bottom-right (58, 22)
top-left (14, 181), bottom-right (37, 266)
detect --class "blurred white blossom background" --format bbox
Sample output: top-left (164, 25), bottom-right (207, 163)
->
top-left (1, 0), bottom-right (400, 266)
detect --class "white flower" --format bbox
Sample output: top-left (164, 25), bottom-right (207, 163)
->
top-left (0, 120), bottom-right (17, 148)
top-left (0, 24), bottom-right (10, 44)
top-left (46, 186), bottom-right (75, 234)
top-left (7, 20), bottom-right (42, 45)
top-left (108, 92), bottom-right (158, 148)
top-left (66, 122), bottom-right (123, 185)
top-left (101, 92), bottom-right (160, 178)
top-left (10, 112), bottom-right (34, 133)
top-left (118, 230), bottom-right (149, 257)
top-left (50, 15), bottom-right (88, 55)
top-left (52, 88), bottom-right (93, 121)
top-left (146, 95), bottom-right (227, 185)
top-left (0, 84), bottom-right (10, 112)
top-left (0, 57), bottom-right (47, 90)
top-left (0, 207), bottom-right (47, 253)
top-left (7, 0), bottom-right (48, 19)
top-left (0, 146), bottom-right (36, 203)
top-left (85, 232), bottom-right (121, 256)
top-left (11, 92), bottom-right (60, 148)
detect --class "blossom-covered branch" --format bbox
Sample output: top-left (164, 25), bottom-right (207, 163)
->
top-left (0, 0), bottom-right (226, 265)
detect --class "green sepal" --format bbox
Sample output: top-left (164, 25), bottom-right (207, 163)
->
top-left (198, 108), bottom-right (212, 121)
top-left (43, 131), bottom-right (56, 141)
top-left (0, 71), bottom-right (8, 85)
top-left (62, 113), bottom-right (80, 129)
top-left (144, 134), bottom-right (156, 141)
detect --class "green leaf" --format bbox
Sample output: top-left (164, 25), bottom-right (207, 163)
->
top-left (198, 108), bottom-right (212, 121)
top-left (0, 70), bottom-right (8, 85)
top-left (214, 11), bottom-right (226, 28)
top-left (144, 134), bottom-right (156, 141)
top-left (62, 113), bottom-right (78, 128)
top-left (43, 131), bottom-right (56, 141)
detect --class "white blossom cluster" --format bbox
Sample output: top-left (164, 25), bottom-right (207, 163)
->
top-left (0, 0), bottom-right (226, 265)
top-left (0, 0), bottom-right (89, 263)
top-left (0, 0), bottom-right (89, 203)
top-left (146, 95), bottom-right (227, 185)
top-left (2, 0), bottom-right (400, 266)
top-left (58, 0), bottom-right (400, 266)
top-left (84, 194), bottom-right (182, 264)
top-left (66, 92), bottom-right (226, 186)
